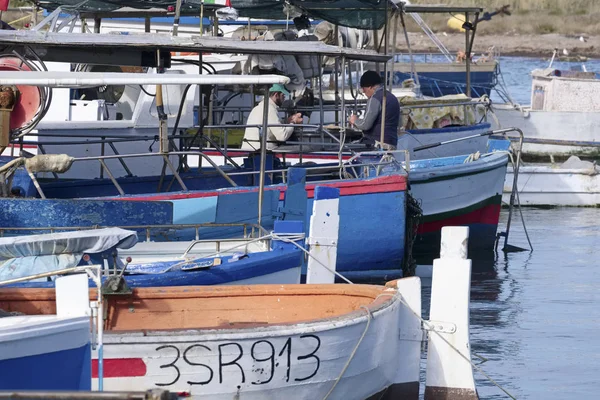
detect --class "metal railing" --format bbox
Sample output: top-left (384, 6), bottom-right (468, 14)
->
top-left (0, 222), bottom-right (269, 241)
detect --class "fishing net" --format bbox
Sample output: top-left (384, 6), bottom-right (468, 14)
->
top-left (35, 0), bottom-right (388, 29)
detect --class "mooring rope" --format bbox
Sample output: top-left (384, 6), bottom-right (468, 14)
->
top-left (322, 305), bottom-right (373, 400)
top-left (394, 292), bottom-right (518, 400)
top-left (270, 232), bottom-right (354, 284)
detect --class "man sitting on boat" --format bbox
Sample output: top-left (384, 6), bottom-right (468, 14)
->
top-left (242, 84), bottom-right (304, 151)
top-left (349, 71), bottom-right (400, 151)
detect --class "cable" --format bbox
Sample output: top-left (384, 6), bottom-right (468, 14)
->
top-left (322, 305), bottom-right (372, 400)
top-left (139, 85), bottom-right (156, 97)
top-left (2, 46), bottom-right (52, 139)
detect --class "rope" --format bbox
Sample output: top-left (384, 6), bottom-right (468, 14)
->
top-left (270, 232), bottom-right (354, 284)
top-left (280, 223), bottom-right (518, 398)
top-left (394, 293), bottom-right (518, 400)
top-left (403, 193), bottom-right (422, 277)
top-left (463, 151), bottom-right (481, 163)
top-left (505, 151), bottom-right (534, 251)
top-left (322, 305), bottom-right (372, 400)
top-left (139, 233), bottom-right (306, 273)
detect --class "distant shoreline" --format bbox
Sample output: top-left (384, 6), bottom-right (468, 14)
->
top-left (402, 32), bottom-right (600, 60)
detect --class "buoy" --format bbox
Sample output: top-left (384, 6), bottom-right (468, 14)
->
top-left (0, 56), bottom-right (42, 131)
top-left (447, 16), bottom-right (469, 32)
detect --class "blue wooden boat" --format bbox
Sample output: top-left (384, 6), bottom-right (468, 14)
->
top-left (0, 271), bottom-right (92, 391)
top-left (392, 65), bottom-right (498, 98)
top-left (0, 221), bottom-right (305, 288)
top-left (0, 313), bottom-right (91, 391)
top-left (0, 158), bottom-right (409, 281)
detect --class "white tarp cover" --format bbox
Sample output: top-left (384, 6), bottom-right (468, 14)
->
top-left (0, 228), bottom-right (138, 281)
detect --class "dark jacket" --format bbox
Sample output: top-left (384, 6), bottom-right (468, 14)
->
top-left (354, 86), bottom-right (400, 146)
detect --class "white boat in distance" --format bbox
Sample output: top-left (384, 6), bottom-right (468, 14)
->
top-left (493, 67), bottom-right (600, 160)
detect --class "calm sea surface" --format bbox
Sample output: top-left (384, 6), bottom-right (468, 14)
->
top-left (491, 55), bottom-right (600, 105)
top-left (410, 56), bottom-right (600, 399)
top-left (416, 208), bottom-right (600, 399)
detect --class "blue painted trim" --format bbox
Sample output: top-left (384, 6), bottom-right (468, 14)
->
top-left (0, 344), bottom-right (91, 391)
top-left (407, 122), bottom-right (491, 135)
top-left (11, 247), bottom-right (302, 288)
top-left (303, 269), bottom-right (405, 283)
top-left (288, 167), bottom-right (307, 186)
top-left (274, 220), bottom-right (303, 234)
top-left (314, 186), bottom-right (340, 200)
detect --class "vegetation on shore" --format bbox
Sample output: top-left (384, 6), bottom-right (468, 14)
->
top-left (411, 0), bottom-right (600, 35)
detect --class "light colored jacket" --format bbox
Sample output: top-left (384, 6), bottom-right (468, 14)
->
top-left (242, 98), bottom-right (295, 151)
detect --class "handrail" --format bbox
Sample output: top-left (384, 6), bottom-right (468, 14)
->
top-left (0, 222), bottom-right (269, 241)
top-left (61, 151), bottom-right (236, 194)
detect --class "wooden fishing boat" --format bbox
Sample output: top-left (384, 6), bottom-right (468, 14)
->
top-left (0, 227), bottom-right (479, 399)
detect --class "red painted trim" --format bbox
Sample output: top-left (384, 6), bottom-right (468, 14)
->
top-left (92, 358), bottom-right (147, 378)
top-left (280, 174), bottom-right (407, 200)
top-left (418, 204), bottom-right (501, 234)
top-left (202, 150), bottom-right (351, 161)
top-left (119, 187), bottom-right (266, 201)
top-left (1, 144), bottom-right (37, 150)
top-left (112, 174), bottom-right (407, 202)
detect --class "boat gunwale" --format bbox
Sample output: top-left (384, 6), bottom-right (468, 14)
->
top-left (409, 150), bottom-right (509, 182)
top-left (0, 283), bottom-right (401, 336)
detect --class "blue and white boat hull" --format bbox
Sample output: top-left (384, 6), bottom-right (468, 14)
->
top-left (0, 315), bottom-right (91, 391)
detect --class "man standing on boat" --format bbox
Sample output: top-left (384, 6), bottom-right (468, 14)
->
top-left (242, 84), bottom-right (303, 151)
top-left (349, 71), bottom-right (400, 150)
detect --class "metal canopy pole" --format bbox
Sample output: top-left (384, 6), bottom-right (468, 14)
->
top-left (391, 12), bottom-right (399, 89)
top-left (200, 0), bottom-right (205, 36)
top-left (465, 12), bottom-right (471, 97)
top-left (400, 10), bottom-right (420, 90)
top-left (173, 0), bottom-right (182, 36)
top-left (155, 49), bottom-right (168, 154)
top-left (380, 0), bottom-right (389, 146)
top-left (467, 11), bottom-right (480, 98)
top-left (318, 55), bottom-right (325, 145)
top-left (334, 25), bottom-right (340, 125)
top-left (257, 86), bottom-right (270, 227)
top-left (340, 56), bottom-right (346, 167)
top-left (198, 53), bottom-right (204, 168)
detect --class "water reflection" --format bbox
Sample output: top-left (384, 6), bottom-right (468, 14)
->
top-left (466, 208), bottom-right (600, 399)
top-left (412, 209), bottom-right (600, 398)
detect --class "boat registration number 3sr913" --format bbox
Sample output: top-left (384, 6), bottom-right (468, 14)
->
top-left (152, 335), bottom-right (322, 387)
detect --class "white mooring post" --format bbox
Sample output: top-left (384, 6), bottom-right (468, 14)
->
top-left (425, 226), bottom-right (478, 400)
top-left (306, 186), bottom-right (340, 284)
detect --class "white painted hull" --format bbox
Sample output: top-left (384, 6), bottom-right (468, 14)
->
top-left (492, 105), bottom-right (600, 158)
top-left (410, 153), bottom-right (507, 218)
top-left (91, 283), bottom-right (421, 399)
top-left (503, 165), bottom-right (600, 206)
top-left (399, 124), bottom-right (491, 160)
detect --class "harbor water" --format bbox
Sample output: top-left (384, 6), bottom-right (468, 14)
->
top-left (492, 55), bottom-right (600, 105)
top-left (417, 207), bottom-right (600, 399)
